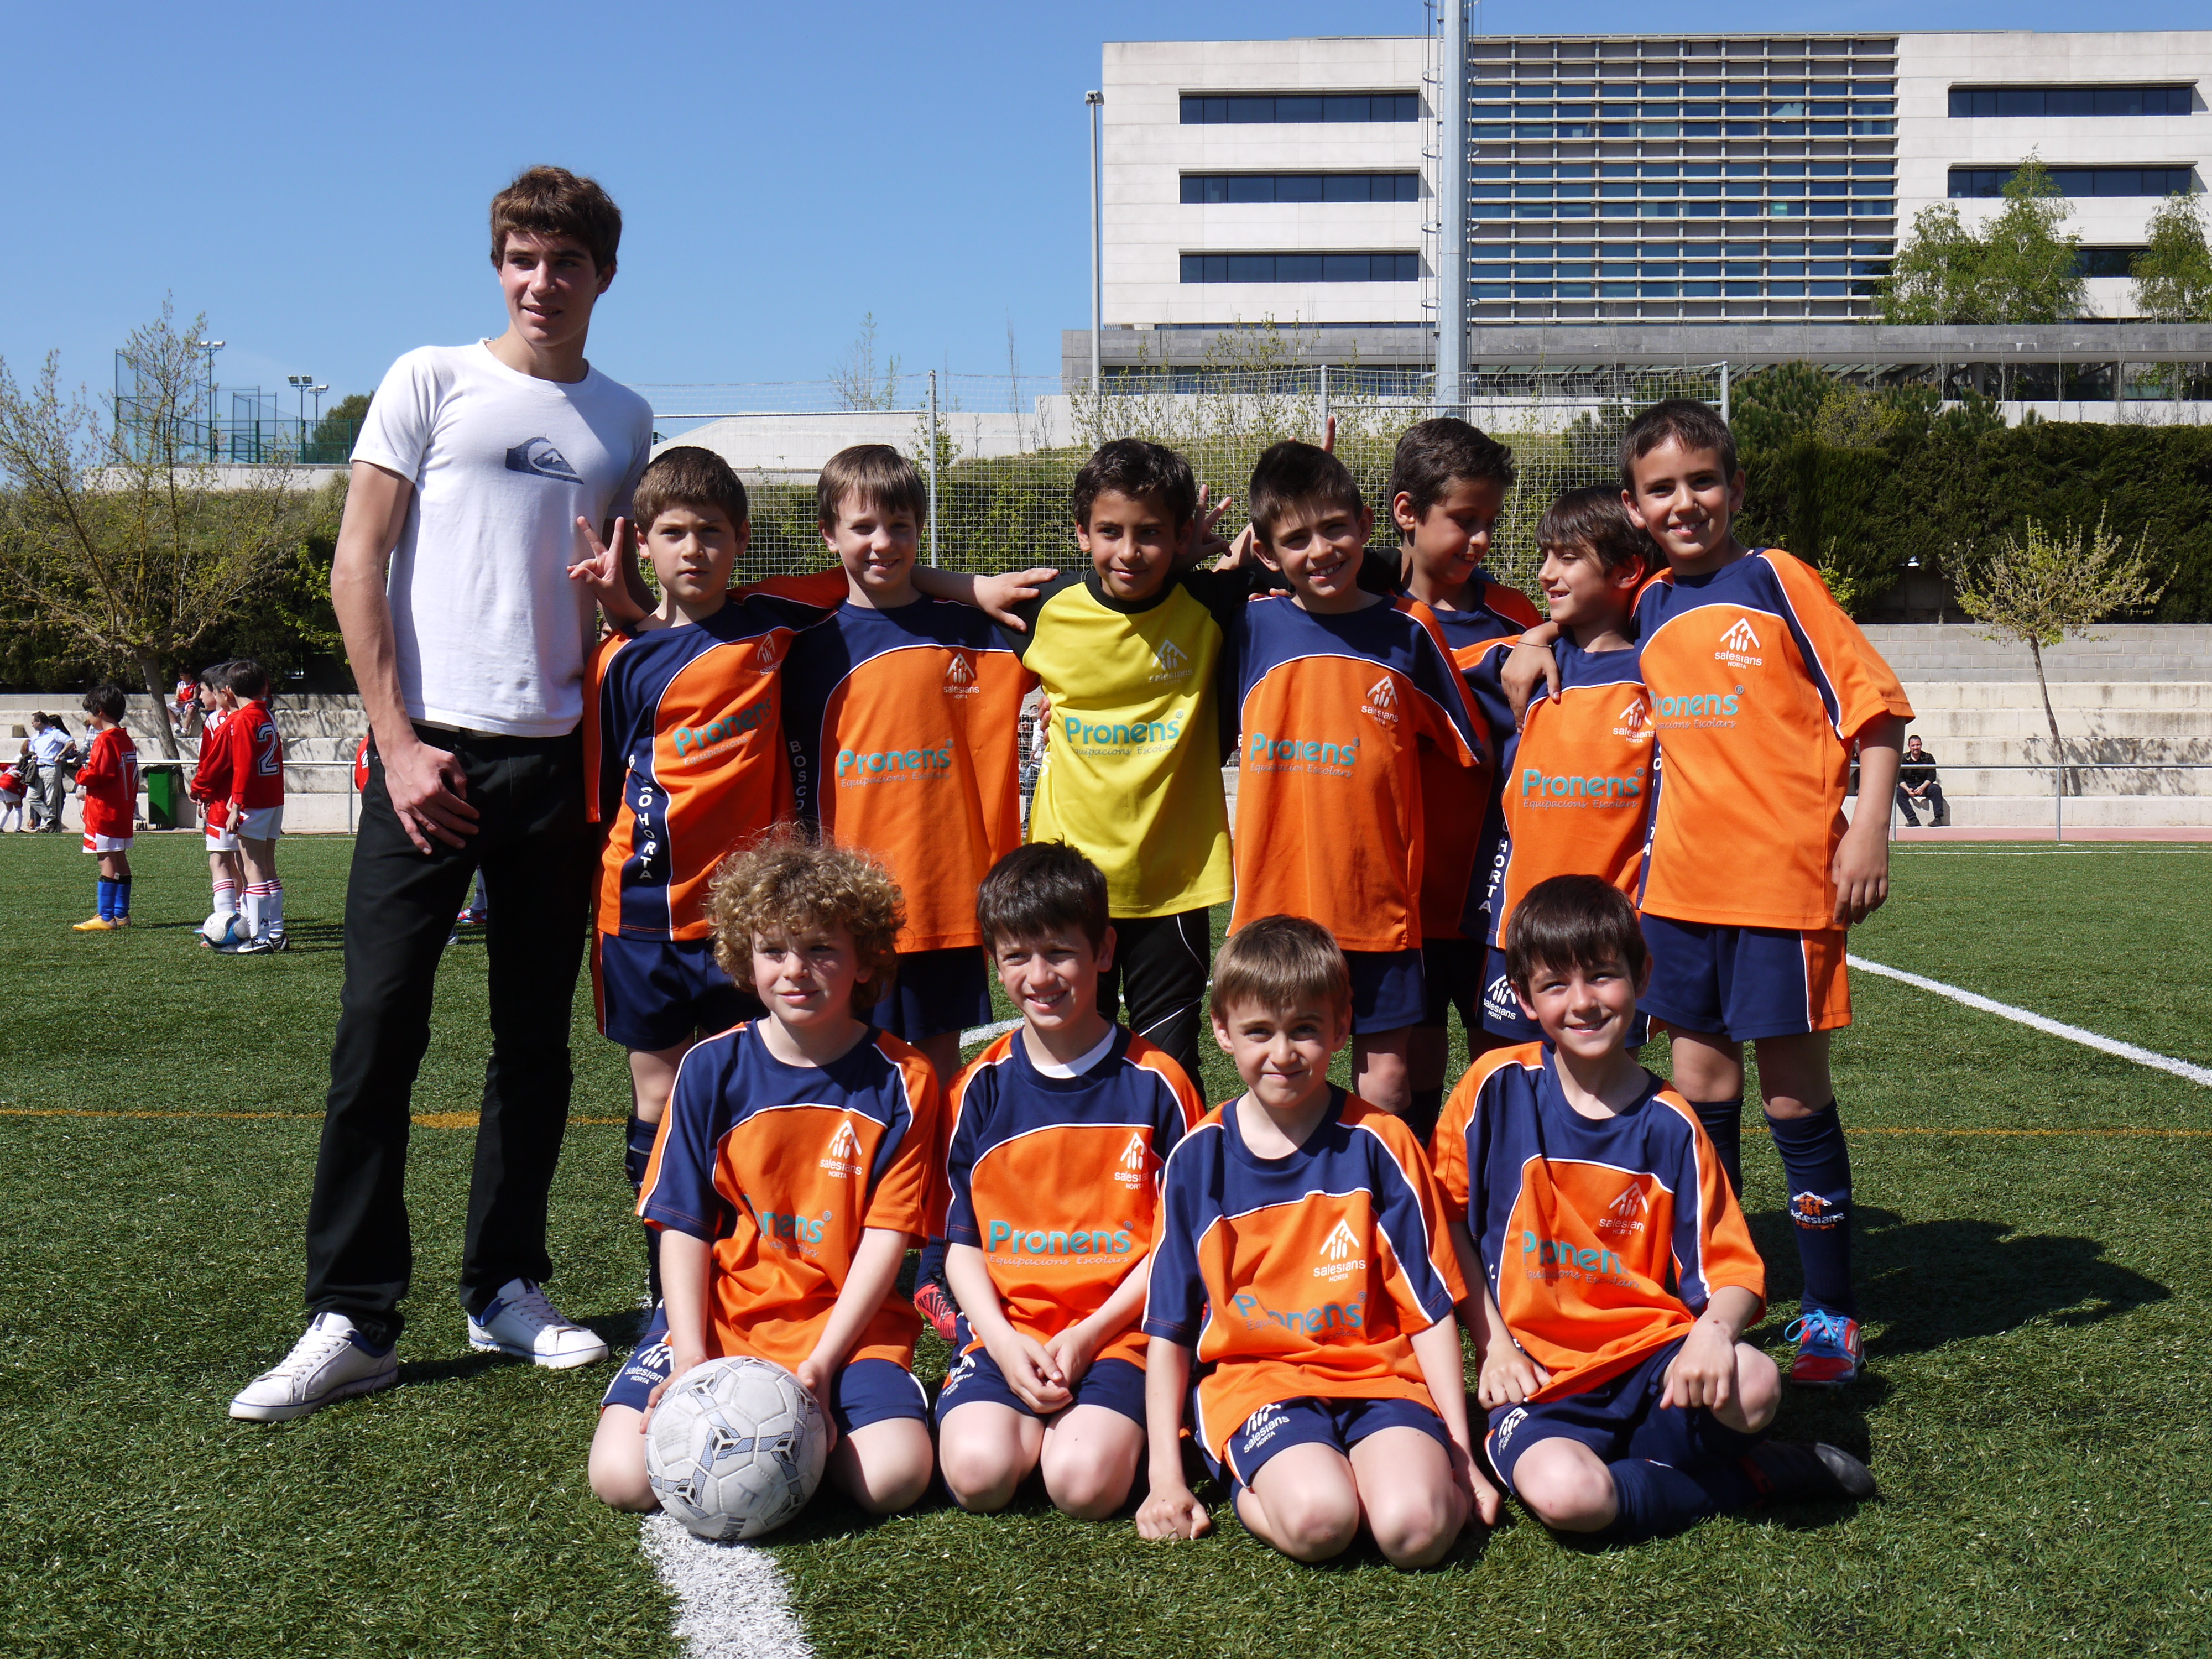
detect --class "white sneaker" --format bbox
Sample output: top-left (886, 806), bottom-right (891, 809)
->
top-left (466, 1277), bottom-right (608, 1369)
top-left (229, 1312), bottom-right (398, 1421)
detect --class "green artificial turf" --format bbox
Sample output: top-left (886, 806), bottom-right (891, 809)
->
top-left (2, 833), bottom-right (2208, 1656)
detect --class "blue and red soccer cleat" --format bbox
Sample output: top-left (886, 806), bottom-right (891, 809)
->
top-left (912, 1280), bottom-right (960, 1345)
top-left (1784, 1308), bottom-right (1864, 1386)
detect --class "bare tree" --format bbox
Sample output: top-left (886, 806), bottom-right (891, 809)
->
top-left (0, 301), bottom-right (331, 758)
top-left (1953, 513), bottom-right (2164, 794)
top-left (828, 314), bottom-right (902, 412)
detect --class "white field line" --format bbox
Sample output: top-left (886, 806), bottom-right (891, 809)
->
top-left (640, 1513), bottom-right (813, 1659)
top-left (1848, 955), bottom-right (2212, 1089)
top-left (959, 1016), bottom-right (1021, 1048)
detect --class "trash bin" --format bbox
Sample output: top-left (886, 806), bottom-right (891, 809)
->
top-left (144, 765), bottom-right (182, 830)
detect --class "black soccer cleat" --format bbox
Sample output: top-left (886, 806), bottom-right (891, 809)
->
top-left (1741, 1440), bottom-right (1877, 1504)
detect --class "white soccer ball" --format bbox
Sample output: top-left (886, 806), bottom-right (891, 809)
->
top-left (645, 1355), bottom-right (828, 1541)
top-left (200, 910), bottom-right (243, 947)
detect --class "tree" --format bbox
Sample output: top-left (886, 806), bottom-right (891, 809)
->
top-left (308, 392), bottom-right (372, 464)
top-left (1880, 156), bottom-right (2085, 325)
top-left (829, 314), bottom-right (902, 411)
top-left (0, 300), bottom-right (333, 756)
top-left (1953, 512), bottom-right (2163, 793)
top-left (2131, 192), bottom-right (2212, 323)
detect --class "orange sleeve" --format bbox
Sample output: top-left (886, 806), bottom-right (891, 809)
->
top-left (1768, 552), bottom-right (1914, 738)
top-left (1428, 1068), bottom-right (1480, 1215)
top-left (862, 1045), bottom-right (942, 1239)
top-left (743, 568), bottom-right (849, 608)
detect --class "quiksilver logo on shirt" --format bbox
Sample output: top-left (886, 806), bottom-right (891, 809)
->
top-left (504, 437), bottom-right (582, 482)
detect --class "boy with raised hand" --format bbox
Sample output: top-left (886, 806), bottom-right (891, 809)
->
top-left (781, 445), bottom-right (1033, 1087)
top-left (580, 445), bottom-right (849, 1301)
top-left (934, 841), bottom-right (1203, 1519)
top-left (588, 837), bottom-right (940, 1519)
top-left (992, 440), bottom-right (1241, 1093)
top-left (70, 685), bottom-right (139, 932)
top-left (217, 659), bottom-right (288, 954)
top-left (1383, 419), bottom-right (1540, 1133)
top-left (1470, 487), bottom-right (1656, 1046)
top-left (1231, 440), bottom-right (1486, 1123)
top-left (1137, 917), bottom-right (1496, 1569)
top-left (1432, 876), bottom-right (1875, 1545)
top-left (1506, 398), bottom-right (1912, 1388)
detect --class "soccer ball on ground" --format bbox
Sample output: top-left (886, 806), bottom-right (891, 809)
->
top-left (645, 1355), bottom-right (828, 1541)
top-left (199, 910), bottom-right (243, 948)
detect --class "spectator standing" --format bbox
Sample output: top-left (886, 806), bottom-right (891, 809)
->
top-left (230, 165), bottom-right (653, 1422)
top-left (1896, 734), bottom-right (1948, 827)
top-left (28, 713), bottom-right (74, 832)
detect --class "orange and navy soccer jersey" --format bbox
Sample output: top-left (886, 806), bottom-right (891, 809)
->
top-left (223, 700), bottom-right (284, 810)
top-left (941, 1026), bottom-right (1202, 1366)
top-left (585, 571), bottom-right (847, 941)
top-left (1413, 582), bottom-right (1536, 940)
top-left (781, 599), bottom-right (1033, 953)
top-left (77, 726), bottom-right (139, 838)
top-left (1142, 1089), bottom-right (1466, 1463)
top-left (1479, 637), bottom-right (1655, 946)
top-left (1634, 549), bottom-right (1912, 930)
top-left (1431, 1044), bottom-right (1765, 1401)
top-left (189, 707), bottom-right (233, 826)
top-left (638, 1020), bottom-right (940, 1372)
top-left (1230, 595), bottom-right (1485, 953)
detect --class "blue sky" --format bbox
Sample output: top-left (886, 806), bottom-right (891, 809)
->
top-left (0, 0), bottom-right (2199, 415)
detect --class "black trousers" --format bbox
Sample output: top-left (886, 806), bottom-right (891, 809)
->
top-left (303, 725), bottom-right (594, 1347)
top-left (1097, 907), bottom-right (1212, 1094)
top-left (1895, 781), bottom-right (1948, 827)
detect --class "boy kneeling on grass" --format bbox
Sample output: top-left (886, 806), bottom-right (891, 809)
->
top-left (1137, 916), bottom-right (1499, 1569)
top-left (1431, 875), bottom-right (1876, 1544)
top-left (588, 837), bottom-right (940, 1518)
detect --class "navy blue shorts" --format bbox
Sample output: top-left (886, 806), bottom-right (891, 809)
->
top-left (1202, 1395), bottom-right (1448, 1498)
top-left (1419, 934), bottom-right (1485, 1030)
top-left (1344, 948), bottom-right (1426, 1035)
top-left (1481, 945), bottom-right (1649, 1047)
top-left (601, 1306), bottom-right (929, 1433)
top-left (594, 933), bottom-right (763, 1052)
top-left (935, 1347), bottom-right (1146, 1427)
top-left (1484, 1339), bottom-right (1760, 1498)
top-left (872, 946), bottom-right (992, 1043)
top-left (1638, 915), bottom-right (1850, 1042)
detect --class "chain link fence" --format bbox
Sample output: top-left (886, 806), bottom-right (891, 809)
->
top-left (641, 365), bottom-right (1728, 597)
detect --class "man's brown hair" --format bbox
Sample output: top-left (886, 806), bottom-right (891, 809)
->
top-left (633, 446), bottom-right (749, 535)
top-left (707, 834), bottom-right (904, 1016)
top-left (1211, 915), bottom-right (1352, 1022)
top-left (1537, 486), bottom-right (1655, 578)
top-left (489, 166), bottom-right (623, 273)
top-left (817, 444), bottom-right (928, 532)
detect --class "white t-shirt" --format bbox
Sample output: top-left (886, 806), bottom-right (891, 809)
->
top-left (353, 342), bottom-right (653, 738)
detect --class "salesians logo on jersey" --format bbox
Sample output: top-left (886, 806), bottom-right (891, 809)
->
top-left (1114, 1131), bottom-right (1150, 1188)
top-left (1148, 639), bottom-right (1191, 683)
top-left (1313, 1217), bottom-right (1366, 1281)
top-left (1361, 676), bottom-right (1401, 727)
top-left (1715, 615), bottom-right (1766, 668)
top-left (1614, 698), bottom-right (1653, 741)
top-left (755, 634), bottom-right (781, 670)
top-left (819, 1120), bottom-right (865, 1177)
top-left (1483, 971), bottom-right (1519, 1022)
top-left (1597, 1181), bottom-right (1649, 1237)
top-left (941, 653), bottom-right (978, 696)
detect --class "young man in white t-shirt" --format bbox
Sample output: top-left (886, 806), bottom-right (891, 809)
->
top-left (233, 166), bottom-right (656, 1421)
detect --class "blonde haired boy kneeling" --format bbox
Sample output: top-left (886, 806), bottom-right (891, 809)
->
top-left (1137, 917), bottom-right (1500, 1568)
top-left (588, 838), bottom-right (940, 1517)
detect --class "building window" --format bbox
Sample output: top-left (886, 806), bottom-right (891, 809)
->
top-left (1180, 252), bottom-right (1419, 283)
top-left (1949, 85), bottom-right (2196, 119)
top-left (2076, 246), bottom-right (2149, 278)
top-left (1949, 166), bottom-right (2199, 199)
top-left (1181, 173), bottom-right (1420, 205)
top-left (1180, 92), bottom-right (1420, 124)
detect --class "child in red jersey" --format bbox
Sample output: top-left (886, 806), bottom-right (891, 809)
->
top-left (1506, 399), bottom-right (1912, 1389)
top-left (189, 665), bottom-right (246, 940)
top-left (217, 659), bottom-right (288, 953)
top-left (1231, 441), bottom-right (1487, 1122)
top-left (1383, 419), bottom-right (1541, 1136)
top-left (782, 445), bottom-right (1034, 1087)
top-left (1433, 877), bottom-right (1873, 1543)
top-left (1137, 917), bottom-right (1498, 1569)
top-left (588, 837), bottom-right (940, 1519)
top-left (935, 842), bottom-right (1202, 1519)
top-left (71, 684), bottom-right (139, 931)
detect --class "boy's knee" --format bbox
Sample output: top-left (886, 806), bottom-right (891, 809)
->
top-left (1735, 1347), bottom-right (1781, 1432)
top-left (1258, 1482), bottom-right (1361, 1560)
top-left (1365, 1479), bottom-right (1462, 1568)
top-left (587, 1428), bottom-right (659, 1514)
top-left (938, 1434), bottom-right (1019, 1514)
top-left (1514, 1444), bottom-right (1616, 1532)
top-left (837, 1425), bottom-right (936, 1515)
top-left (1044, 1443), bottom-right (1135, 1521)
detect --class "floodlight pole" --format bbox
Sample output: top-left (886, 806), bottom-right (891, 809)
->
top-left (1087, 89), bottom-right (1104, 390)
top-left (1434, 0), bottom-right (1468, 414)
top-left (926, 369), bottom-right (940, 568)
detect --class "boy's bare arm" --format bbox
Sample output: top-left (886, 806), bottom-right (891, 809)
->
top-left (1043, 1252), bottom-right (1154, 1384)
top-left (1659, 1284), bottom-right (1762, 1413)
top-left (1501, 623), bottom-right (1563, 726)
top-left (1134, 1337), bottom-right (1212, 1541)
top-left (795, 1226), bottom-right (914, 1446)
top-left (1835, 714), bottom-right (1906, 925)
top-left (911, 565), bottom-right (1058, 630)
top-left (1410, 1313), bottom-right (1501, 1526)
top-left (643, 1228), bottom-right (713, 1425)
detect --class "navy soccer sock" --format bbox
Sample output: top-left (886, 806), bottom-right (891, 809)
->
top-left (1605, 1458), bottom-right (1719, 1542)
top-left (625, 1113), bottom-right (662, 1304)
top-left (1406, 1087), bottom-right (1444, 1149)
top-left (1766, 1101), bottom-right (1855, 1318)
top-left (1691, 1097), bottom-right (1745, 1197)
